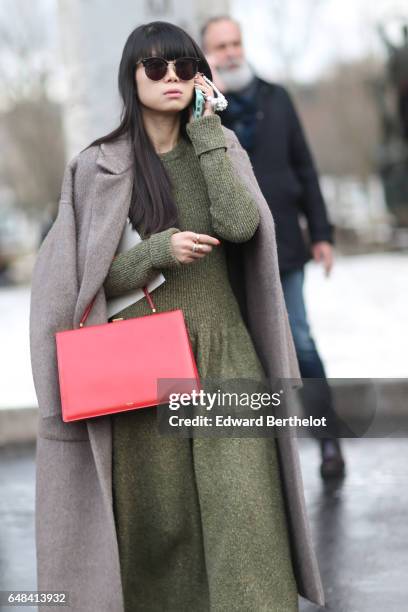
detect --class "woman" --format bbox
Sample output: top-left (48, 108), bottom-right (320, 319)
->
top-left (29, 21), bottom-right (324, 612)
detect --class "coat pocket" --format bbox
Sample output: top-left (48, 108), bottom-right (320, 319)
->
top-left (38, 415), bottom-right (89, 442)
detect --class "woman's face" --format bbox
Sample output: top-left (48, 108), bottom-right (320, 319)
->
top-left (135, 56), bottom-right (196, 114)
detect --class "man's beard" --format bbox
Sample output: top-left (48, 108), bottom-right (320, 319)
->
top-left (217, 59), bottom-right (255, 93)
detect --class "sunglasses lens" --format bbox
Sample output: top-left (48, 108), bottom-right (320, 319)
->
top-left (142, 57), bottom-right (198, 81)
top-left (144, 59), bottom-right (167, 81)
top-left (175, 58), bottom-right (198, 80)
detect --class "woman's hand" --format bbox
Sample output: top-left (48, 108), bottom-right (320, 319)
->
top-left (171, 231), bottom-right (220, 264)
top-left (188, 73), bottom-right (216, 121)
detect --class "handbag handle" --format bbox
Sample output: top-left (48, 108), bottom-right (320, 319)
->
top-left (79, 287), bottom-right (157, 328)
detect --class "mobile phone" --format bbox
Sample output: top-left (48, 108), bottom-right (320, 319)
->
top-left (193, 88), bottom-right (205, 119)
top-left (192, 77), bottom-right (228, 117)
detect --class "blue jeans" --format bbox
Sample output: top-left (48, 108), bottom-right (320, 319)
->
top-left (280, 267), bottom-right (339, 438)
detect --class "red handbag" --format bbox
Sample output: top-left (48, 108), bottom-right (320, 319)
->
top-left (55, 288), bottom-right (201, 422)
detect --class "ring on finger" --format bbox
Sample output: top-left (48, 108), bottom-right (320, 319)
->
top-left (194, 234), bottom-right (201, 243)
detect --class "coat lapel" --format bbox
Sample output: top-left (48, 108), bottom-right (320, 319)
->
top-left (73, 136), bottom-right (134, 328)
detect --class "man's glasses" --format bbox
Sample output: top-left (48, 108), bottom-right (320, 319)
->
top-left (139, 57), bottom-right (200, 81)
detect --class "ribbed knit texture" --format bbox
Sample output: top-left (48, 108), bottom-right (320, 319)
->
top-left (103, 114), bottom-right (261, 336)
top-left (103, 227), bottom-right (181, 299)
top-left (107, 114), bottom-right (298, 611)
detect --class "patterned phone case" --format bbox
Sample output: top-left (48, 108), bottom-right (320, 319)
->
top-left (193, 88), bottom-right (205, 119)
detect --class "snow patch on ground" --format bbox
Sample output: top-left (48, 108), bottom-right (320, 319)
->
top-left (304, 252), bottom-right (408, 378)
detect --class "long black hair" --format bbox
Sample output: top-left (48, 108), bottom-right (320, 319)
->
top-left (88, 21), bottom-right (212, 236)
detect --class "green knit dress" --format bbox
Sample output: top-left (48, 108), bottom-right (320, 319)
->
top-left (103, 114), bottom-right (298, 612)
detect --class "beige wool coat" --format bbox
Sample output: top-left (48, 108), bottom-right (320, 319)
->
top-left (29, 125), bottom-right (325, 611)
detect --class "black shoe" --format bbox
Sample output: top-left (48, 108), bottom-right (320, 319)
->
top-left (320, 438), bottom-right (346, 479)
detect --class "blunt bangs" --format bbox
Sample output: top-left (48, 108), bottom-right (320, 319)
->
top-left (135, 22), bottom-right (201, 62)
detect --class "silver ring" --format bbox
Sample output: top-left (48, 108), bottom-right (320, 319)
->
top-left (192, 243), bottom-right (197, 253)
top-left (194, 234), bottom-right (200, 243)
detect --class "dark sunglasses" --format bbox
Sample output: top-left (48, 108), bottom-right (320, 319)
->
top-left (139, 56), bottom-right (200, 81)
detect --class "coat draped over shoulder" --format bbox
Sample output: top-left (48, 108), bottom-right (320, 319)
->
top-left (29, 127), bottom-right (325, 611)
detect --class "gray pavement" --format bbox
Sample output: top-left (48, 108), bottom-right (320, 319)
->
top-left (299, 438), bottom-right (408, 612)
top-left (0, 443), bottom-right (36, 610)
top-left (0, 438), bottom-right (407, 611)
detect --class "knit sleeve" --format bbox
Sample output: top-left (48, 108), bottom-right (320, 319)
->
top-left (103, 227), bottom-right (181, 298)
top-left (186, 114), bottom-right (260, 243)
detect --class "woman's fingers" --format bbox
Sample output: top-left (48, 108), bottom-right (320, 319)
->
top-left (190, 243), bottom-right (212, 257)
top-left (184, 242), bottom-right (212, 261)
top-left (187, 232), bottom-right (221, 246)
top-left (170, 231), bottom-right (220, 264)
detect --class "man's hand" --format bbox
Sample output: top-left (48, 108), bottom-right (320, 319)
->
top-left (171, 231), bottom-right (220, 264)
top-left (311, 241), bottom-right (334, 277)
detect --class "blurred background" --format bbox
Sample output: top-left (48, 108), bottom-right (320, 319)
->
top-left (0, 1), bottom-right (407, 609)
